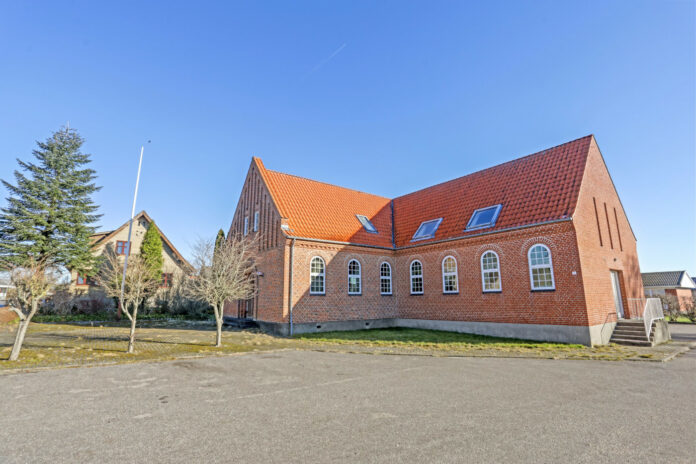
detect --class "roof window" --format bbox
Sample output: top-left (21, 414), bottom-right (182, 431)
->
top-left (356, 214), bottom-right (378, 234)
top-left (465, 205), bottom-right (502, 231)
top-left (411, 218), bottom-right (443, 241)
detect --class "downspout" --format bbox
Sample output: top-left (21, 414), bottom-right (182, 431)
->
top-left (288, 237), bottom-right (296, 337)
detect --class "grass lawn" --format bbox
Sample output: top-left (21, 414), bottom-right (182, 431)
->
top-left (294, 327), bottom-right (664, 360)
top-left (665, 316), bottom-right (694, 323)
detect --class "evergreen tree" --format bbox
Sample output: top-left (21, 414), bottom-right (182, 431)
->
top-left (0, 127), bottom-right (101, 271)
top-left (140, 221), bottom-right (164, 281)
top-left (214, 229), bottom-right (226, 255)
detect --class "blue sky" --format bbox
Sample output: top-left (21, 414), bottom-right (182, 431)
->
top-left (1, 1), bottom-right (694, 273)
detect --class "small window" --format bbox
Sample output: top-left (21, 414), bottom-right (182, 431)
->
top-left (116, 241), bottom-right (130, 256)
top-left (253, 211), bottom-right (259, 232)
top-left (348, 260), bottom-right (361, 294)
top-left (310, 257), bottom-right (325, 295)
top-left (528, 244), bottom-right (555, 290)
top-left (481, 251), bottom-right (501, 292)
top-left (442, 256), bottom-right (458, 293)
top-left (380, 262), bottom-right (392, 295)
top-left (410, 260), bottom-right (423, 294)
top-left (465, 204), bottom-right (502, 231)
top-left (161, 273), bottom-right (173, 288)
top-left (76, 273), bottom-right (89, 286)
top-left (244, 216), bottom-right (249, 235)
top-left (356, 214), bottom-right (378, 234)
top-left (411, 218), bottom-right (443, 241)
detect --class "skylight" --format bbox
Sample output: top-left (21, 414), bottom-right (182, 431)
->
top-left (356, 214), bottom-right (378, 234)
top-left (411, 218), bottom-right (443, 241)
top-left (465, 204), bottom-right (502, 231)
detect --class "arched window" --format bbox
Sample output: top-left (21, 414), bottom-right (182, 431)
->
top-left (310, 257), bottom-right (325, 295)
top-left (481, 251), bottom-right (501, 292)
top-left (442, 256), bottom-right (458, 293)
top-left (528, 244), bottom-right (555, 290)
top-left (380, 262), bottom-right (392, 295)
top-left (410, 260), bottom-right (423, 294)
top-left (348, 259), bottom-right (361, 294)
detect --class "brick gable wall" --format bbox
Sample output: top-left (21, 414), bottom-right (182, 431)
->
top-left (573, 138), bottom-right (643, 325)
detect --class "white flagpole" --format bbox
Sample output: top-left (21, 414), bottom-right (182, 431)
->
top-left (120, 145), bottom-right (145, 314)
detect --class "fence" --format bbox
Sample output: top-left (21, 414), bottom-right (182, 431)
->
top-left (627, 297), bottom-right (665, 338)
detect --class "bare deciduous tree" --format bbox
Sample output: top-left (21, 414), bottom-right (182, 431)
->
top-left (95, 249), bottom-right (159, 353)
top-left (188, 235), bottom-right (258, 346)
top-left (5, 257), bottom-right (61, 361)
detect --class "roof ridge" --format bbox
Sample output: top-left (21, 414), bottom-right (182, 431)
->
top-left (395, 134), bottom-right (594, 200)
top-left (266, 169), bottom-right (391, 201)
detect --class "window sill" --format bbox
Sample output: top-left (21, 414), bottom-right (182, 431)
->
top-left (380, 293), bottom-right (393, 296)
top-left (348, 293), bottom-right (362, 296)
top-left (442, 292), bottom-right (459, 295)
top-left (410, 293), bottom-right (424, 296)
top-left (483, 290), bottom-right (502, 294)
top-left (531, 288), bottom-right (556, 292)
top-left (309, 293), bottom-right (326, 296)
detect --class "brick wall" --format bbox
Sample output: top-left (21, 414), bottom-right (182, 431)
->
top-left (573, 138), bottom-right (643, 324)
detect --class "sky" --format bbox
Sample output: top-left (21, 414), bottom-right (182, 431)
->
top-left (0, 0), bottom-right (694, 273)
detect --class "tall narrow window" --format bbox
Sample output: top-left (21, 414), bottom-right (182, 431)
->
top-left (380, 262), bottom-right (392, 295)
top-left (310, 257), bottom-right (325, 295)
top-left (244, 216), bottom-right (249, 236)
top-left (613, 208), bottom-right (623, 251)
top-left (348, 260), bottom-right (361, 294)
top-left (116, 241), bottom-right (130, 256)
top-left (253, 211), bottom-right (259, 232)
top-left (528, 244), bottom-right (555, 290)
top-left (481, 251), bottom-right (501, 292)
top-left (442, 256), bottom-right (458, 293)
top-left (593, 197), bottom-right (603, 246)
top-left (410, 260), bottom-right (423, 294)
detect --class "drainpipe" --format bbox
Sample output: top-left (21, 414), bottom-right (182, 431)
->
top-left (288, 238), bottom-right (296, 337)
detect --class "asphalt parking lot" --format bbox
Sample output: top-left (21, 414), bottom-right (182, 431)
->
top-left (2, 331), bottom-right (695, 464)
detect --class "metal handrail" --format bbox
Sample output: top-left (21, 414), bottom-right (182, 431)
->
top-left (627, 297), bottom-right (664, 338)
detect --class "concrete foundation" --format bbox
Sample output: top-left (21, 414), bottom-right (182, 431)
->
top-left (652, 319), bottom-right (671, 345)
top-left (253, 317), bottom-right (613, 346)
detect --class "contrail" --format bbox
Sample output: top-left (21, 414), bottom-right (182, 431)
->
top-left (305, 43), bottom-right (347, 78)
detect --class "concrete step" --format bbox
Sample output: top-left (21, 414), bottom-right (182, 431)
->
top-left (612, 329), bottom-right (648, 337)
top-left (609, 337), bottom-right (653, 347)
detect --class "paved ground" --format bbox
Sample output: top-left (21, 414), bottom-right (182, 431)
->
top-left (1, 328), bottom-right (695, 463)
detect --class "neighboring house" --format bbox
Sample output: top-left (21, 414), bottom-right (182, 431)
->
top-left (642, 271), bottom-right (696, 310)
top-left (0, 272), bottom-right (13, 307)
top-left (225, 135), bottom-right (644, 346)
top-left (70, 211), bottom-right (192, 308)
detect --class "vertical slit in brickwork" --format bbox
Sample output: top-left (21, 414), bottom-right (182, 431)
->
top-left (613, 207), bottom-right (623, 251)
top-left (604, 202), bottom-right (614, 249)
top-left (593, 197), bottom-right (603, 246)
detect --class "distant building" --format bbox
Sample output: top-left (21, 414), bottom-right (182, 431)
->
top-left (642, 271), bottom-right (695, 311)
top-left (70, 210), bottom-right (192, 309)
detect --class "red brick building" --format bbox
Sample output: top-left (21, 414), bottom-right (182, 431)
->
top-left (225, 135), bottom-right (644, 345)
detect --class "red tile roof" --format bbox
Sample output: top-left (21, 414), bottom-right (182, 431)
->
top-left (255, 135), bottom-right (593, 248)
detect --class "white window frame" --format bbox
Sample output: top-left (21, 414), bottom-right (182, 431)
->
top-left (253, 211), bottom-right (259, 232)
top-left (465, 204), bottom-right (503, 231)
top-left (528, 244), bottom-right (555, 291)
top-left (380, 262), bottom-right (392, 295)
top-left (310, 256), bottom-right (326, 295)
top-left (411, 218), bottom-right (443, 241)
top-left (356, 214), bottom-right (378, 234)
top-left (348, 259), bottom-right (361, 295)
top-left (243, 216), bottom-right (249, 236)
top-left (441, 256), bottom-right (459, 294)
top-left (410, 260), bottom-right (424, 295)
top-left (480, 251), bottom-right (502, 293)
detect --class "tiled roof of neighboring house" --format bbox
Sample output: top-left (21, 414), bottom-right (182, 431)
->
top-left (642, 271), bottom-right (689, 288)
top-left (256, 135), bottom-right (594, 248)
top-left (89, 211), bottom-right (193, 270)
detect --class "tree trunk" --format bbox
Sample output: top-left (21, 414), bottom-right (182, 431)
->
top-left (127, 305), bottom-right (138, 354)
top-left (214, 306), bottom-right (223, 347)
top-left (8, 302), bottom-right (38, 361)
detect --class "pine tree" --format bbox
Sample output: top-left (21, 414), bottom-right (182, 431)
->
top-left (214, 229), bottom-right (226, 254)
top-left (0, 127), bottom-right (101, 272)
top-left (140, 221), bottom-right (164, 281)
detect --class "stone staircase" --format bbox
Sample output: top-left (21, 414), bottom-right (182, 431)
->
top-left (610, 320), bottom-right (654, 347)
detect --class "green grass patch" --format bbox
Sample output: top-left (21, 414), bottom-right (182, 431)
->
top-left (665, 316), bottom-right (694, 323)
